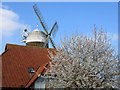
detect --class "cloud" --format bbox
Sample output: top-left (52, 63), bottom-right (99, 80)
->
top-left (107, 33), bottom-right (118, 41)
top-left (112, 33), bottom-right (118, 41)
top-left (0, 4), bottom-right (24, 37)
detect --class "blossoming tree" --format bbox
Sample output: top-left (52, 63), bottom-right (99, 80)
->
top-left (45, 27), bottom-right (119, 89)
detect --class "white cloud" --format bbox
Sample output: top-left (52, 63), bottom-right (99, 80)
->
top-left (0, 4), bottom-right (24, 37)
top-left (107, 33), bottom-right (118, 41)
top-left (112, 33), bottom-right (118, 41)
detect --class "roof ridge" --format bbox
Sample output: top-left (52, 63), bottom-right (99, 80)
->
top-left (5, 43), bottom-right (55, 50)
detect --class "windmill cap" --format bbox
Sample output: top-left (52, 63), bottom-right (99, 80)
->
top-left (26, 28), bottom-right (46, 43)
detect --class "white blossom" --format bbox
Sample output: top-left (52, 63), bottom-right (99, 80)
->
top-left (45, 27), bottom-right (119, 89)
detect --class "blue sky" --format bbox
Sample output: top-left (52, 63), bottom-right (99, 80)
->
top-left (0, 2), bottom-right (118, 54)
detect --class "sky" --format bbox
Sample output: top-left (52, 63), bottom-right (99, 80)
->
top-left (0, 2), bottom-right (118, 54)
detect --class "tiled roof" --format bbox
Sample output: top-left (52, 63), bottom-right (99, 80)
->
top-left (1, 44), bottom-right (55, 87)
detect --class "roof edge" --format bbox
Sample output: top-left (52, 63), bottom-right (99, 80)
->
top-left (4, 43), bottom-right (55, 50)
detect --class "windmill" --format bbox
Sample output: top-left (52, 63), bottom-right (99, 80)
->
top-left (33, 4), bottom-right (58, 49)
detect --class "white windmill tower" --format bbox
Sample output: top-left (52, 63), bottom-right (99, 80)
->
top-left (22, 4), bottom-right (58, 49)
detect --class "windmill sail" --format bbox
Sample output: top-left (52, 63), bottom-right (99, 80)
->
top-left (33, 4), bottom-right (49, 34)
top-left (49, 37), bottom-right (56, 49)
top-left (33, 4), bottom-right (58, 49)
top-left (49, 22), bottom-right (58, 38)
